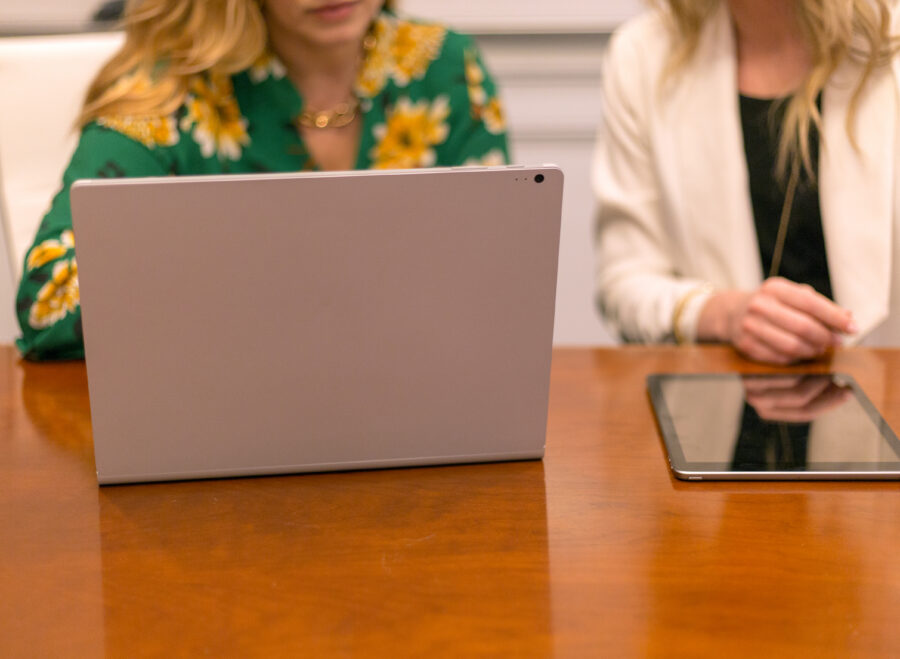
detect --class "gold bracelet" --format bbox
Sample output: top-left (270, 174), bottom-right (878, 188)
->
top-left (671, 283), bottom-right (714, 344)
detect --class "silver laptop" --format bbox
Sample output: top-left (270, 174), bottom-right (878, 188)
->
top-left (71, 166), bottom-right (563, 484)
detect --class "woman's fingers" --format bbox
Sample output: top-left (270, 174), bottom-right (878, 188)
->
top-left (745, 287), bottom-right (838, 352)
top-left (698, 281), bottom-right (857, 365)
top-left (737, 308), bottom-right (822, 360)
top-left (764, 278), bottom-right (857, 335)
top-left (732, 279), bottom-right (855, 363)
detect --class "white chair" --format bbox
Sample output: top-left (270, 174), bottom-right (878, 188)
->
top-left (0, 31), bottom-right (123, 344)
top-left (0, 183), bottom-right (18, 343)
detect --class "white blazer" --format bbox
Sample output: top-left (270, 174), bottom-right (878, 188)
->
top-left (593, 3), bottom-right (900, 346)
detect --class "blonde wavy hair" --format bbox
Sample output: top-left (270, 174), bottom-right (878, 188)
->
top-left (658, 0), bottom-right (899, 180)
top-left (79, 0), bottom-right (393, 126)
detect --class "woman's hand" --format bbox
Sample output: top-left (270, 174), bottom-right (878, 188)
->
top-left (697, 277), bottom-right (857, 364)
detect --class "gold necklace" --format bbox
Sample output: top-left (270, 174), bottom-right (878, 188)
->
top-left (293, 28), bottom-right (376, 131)
top-left (296, 96), bottom-right (360, 130)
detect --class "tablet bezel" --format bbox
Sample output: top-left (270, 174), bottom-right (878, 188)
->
top-left (647, 372), bottom-right (900, 481)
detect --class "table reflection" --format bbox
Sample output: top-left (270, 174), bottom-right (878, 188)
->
top-left (646, 492), bottom-right (863, 655)
top-left (96, 462), bottom-right (551, 655)
top-left (21, 358), bottom-right (94, 464)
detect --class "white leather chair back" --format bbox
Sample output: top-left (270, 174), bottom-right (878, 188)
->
top-left (0, 188), bottom-right (18, 343)
top-left (0, 31), bottom-right (123, 344)
top-left (0, 31), bottom-right (124, 276)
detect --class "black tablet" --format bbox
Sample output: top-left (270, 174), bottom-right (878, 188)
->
top-left (647, 373), bottom-right (900, 480)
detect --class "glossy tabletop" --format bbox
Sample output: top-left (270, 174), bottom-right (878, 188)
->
top-left (2, 345), bottom-right (900, 657)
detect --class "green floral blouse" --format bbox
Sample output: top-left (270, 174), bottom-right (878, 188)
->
top-left (16, 12), bottom-right (509, 360)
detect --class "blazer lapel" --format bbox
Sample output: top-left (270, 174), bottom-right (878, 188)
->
top-left (820, 58), bottom-right (896, 336)
top-left (659, 2), bottom-right (762, 290)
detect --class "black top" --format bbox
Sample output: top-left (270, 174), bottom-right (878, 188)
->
top-left (739, 94), bottom-right (833, 299)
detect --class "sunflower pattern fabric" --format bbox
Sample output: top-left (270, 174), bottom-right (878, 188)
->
top-left (15, 12), bottom-right (509, 360)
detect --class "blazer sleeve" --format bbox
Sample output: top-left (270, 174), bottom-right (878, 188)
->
top-left (592, 25), bottom-right (712, 343)
top-left (15, 124), bottom-right (172, 360)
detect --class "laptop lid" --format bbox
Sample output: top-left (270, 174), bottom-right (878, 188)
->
top-left (71, 166), bottom-right (563, 484)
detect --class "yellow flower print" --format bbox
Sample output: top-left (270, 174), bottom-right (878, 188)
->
top-left (464, 50), bottom-right (487, 106)
top-left (464, 49), bottom-right (505, 135)
top-left (482, 97), bottom-right (506, 135)
top-left (180, 74), bottom-right (249, 161)
top-left (390, 22), bottom-right (445, 86)
top-left (26, 230), bottom-right (75, 272)
top-left (356, 16), bottom-right (446, 97)
top-left (249, 52), bottom-right (286, 84)
top-left (371, 96), bottom-right (450, 169)
top-left (29, 259), bottom-right (79, 330)
top-left (97, 115), bottom-right (179, 149)
top-left (463, 149), bottom-right (507, 167)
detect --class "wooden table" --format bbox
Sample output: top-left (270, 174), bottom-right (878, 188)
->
top-left (2, 345), bottom-right (900, 657)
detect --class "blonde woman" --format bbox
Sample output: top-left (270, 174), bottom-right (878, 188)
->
top-left (17, 0), bottom-right (508, 360)
top-left (594, 0), bottom-right (899, 364)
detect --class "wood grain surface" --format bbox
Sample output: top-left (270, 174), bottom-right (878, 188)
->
top-left (2, 345), bottom-right (899, 657)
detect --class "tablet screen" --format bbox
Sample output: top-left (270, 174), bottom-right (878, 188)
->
top-left (647, 373), bottom-right (900, 479)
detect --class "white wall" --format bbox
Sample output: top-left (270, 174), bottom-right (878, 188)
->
top-left (0, 0), bottom-right (643, 32)
top-left (0, 0), bottom-right (99, 32)
top-left (402, 0), bottom-right (641, 33)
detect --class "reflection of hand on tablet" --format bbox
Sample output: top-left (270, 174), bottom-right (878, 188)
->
top-left (742, 375), bottom-right (852, 423)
